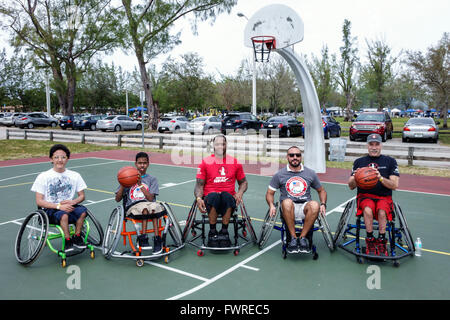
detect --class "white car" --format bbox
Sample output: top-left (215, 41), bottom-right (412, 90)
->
top-left (157, 116), bottom-right (189, 133)
top-left (187, 116), bottom-right (222, 135)
top-left (96, 115), bottom-right (142, 132)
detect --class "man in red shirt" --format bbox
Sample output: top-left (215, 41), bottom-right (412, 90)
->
top-left (194, 135), bottom-right (248, 248)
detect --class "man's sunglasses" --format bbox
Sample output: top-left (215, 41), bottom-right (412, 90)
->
top-left (288, 153), bottom-right (302, 158)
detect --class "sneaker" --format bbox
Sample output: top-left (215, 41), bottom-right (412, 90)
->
top-left (64, 238), bottom-right (74, 252)
top-left (208, 230), bottom-right (219, 248)
top-left (376, 238), bottom-right (388, 256)
top-left (298, 237), bottom-right (311, 253)
top-left (218, 229), bottom-right (231, 248)
top-left (365, 237), bottom-right (377, 255)
top-left (286, 238), bottom-right (299, 254)
top-left (72, 235), bottom-right (87, 249)
top-left (153, 236), bottom-right (163, 254)
top-left (137, 235), bottom-right (152, 250)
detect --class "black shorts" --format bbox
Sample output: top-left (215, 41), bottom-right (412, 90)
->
top-left (204, 192), bottom-right (236, 216)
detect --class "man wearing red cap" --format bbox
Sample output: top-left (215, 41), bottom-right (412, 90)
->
top-left (348, 134), bottom-right (400, 256)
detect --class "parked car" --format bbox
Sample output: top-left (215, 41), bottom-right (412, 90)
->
top-left (73, 115), bottom-right (106, 131)
top-left (221, 112), bottom-right (262, 134)
top-left (1, 113), bottom-right (25, 127)
top-left (157, 116), bottom-right (189, 133)
top-left (349, 111), bottom-right (393, 142)
top-left (59, 115), bottom-right (82, 130)
top-left (187, 116), bottom-right (222, 135)
top-left (97, 115), bottom-right (142, 132)
top-left (261, 116), bottom-right (302, 137)
top-left (402, 117), bottom-right (439, 143)
top-left (301, 115), bottom-right (341, 139)
top-left (15, 112), bottom-right (58, 129)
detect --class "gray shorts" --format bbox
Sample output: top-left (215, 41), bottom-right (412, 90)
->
top-left (293, 202), bottom-right (307, 221)
top-left (126, 201), bottom-right (165, 218)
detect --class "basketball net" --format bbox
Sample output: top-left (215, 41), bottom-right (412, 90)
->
top-left (251, 36), bottom-right (276, 62)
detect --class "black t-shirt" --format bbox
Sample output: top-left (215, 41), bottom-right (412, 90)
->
top-left (351, 155), bottom-right (399, 196)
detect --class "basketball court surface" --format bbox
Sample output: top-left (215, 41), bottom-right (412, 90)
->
top-left (1, 150), bottom-right (449, 301)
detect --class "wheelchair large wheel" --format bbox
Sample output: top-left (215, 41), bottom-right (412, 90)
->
top-left (333, 199), bottom-right (355, 245)
top-left (240, 202), bottom-right (258, 243)
top-left (162, 202), bottom-right (183, 246)
top-left (81, 209), bottom-right (104, 247)
top-left (258, 203), bottom-right (279, 249)
top-left (102, 206), bottom-right (124, 259)
top-left (15, 210), bottom-right (49, 266)
top-left (317, 211), bottom-right (335, 251)
top-left (394, 203), bottom-right (415, 252)
top-left (182, 200), bottom-right (197, 242)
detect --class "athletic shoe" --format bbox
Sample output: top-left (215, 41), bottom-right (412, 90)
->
top-left (298, 237), bottom-right (311, 253)
top-left (64, 238), bottom-right (74, 252)
top-left (72, 235), bottom-right (87, 249)
top-left (137, 235), bottom-right (151, 250)
top-left (365, 237), bottom-right (377, 255)
top-left (376, 238), bottom-right (389, 256)
top-left (286, 238), bottom-right (299, 254)
top-left (208, 230), bottom-right (219, 248)
top-left (218, 229), bottom-right (231, 248)
top-left (153, 236), bottom-right (163, 254)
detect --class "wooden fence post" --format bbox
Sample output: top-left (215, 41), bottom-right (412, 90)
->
top-left (49, 131), bottom-right (53, 141)
top-left (159, 136), bottom-right (163, 149)
top-left (81, 134), bottom-right (86, 144)
top-left (117, 135), bottom-right (122, 147)
top-left (408, 147), bottom-right (414, 166)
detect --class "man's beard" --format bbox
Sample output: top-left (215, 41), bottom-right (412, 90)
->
top-left (289, 160), bottom-right (301, 167)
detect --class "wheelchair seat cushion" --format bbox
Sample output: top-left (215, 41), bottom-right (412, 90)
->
top-left (126, 201), bottom-right (166, 219)
top-left (356, 193), bottom-right (393, 221)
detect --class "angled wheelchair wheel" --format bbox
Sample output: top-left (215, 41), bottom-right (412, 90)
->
top-left (15, 210), bottom-right (49, 266)
top-left (317, 211), bottom-right (335, 251)
top-left (394, 203), bottom-right (415, 252)
top-left (239, 202), bottom-right (258, 243)
top-left (258, 203), bottom-right (279, 249)
top-left (182, 200), bottom-right (197, 242)
top-left (81, 209), bottom-right (104, 247)
top-left (333, 199), bottom-right (355, 245)
top-left (162, 202), bottom-right (183, 246)
top-left (102, 206), bottom-right (124, 259)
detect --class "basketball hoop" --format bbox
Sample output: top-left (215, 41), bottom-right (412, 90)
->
top-left (251, 36), bottom-right (276, 62)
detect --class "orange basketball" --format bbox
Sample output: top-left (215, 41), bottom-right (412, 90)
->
top-left (355, 167), bottom-right (379, 189)
top-left (117, 166), bottom-right (140, 187)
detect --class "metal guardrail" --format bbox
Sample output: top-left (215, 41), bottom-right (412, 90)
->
top-left (5, 128), bottom-right (450, 167)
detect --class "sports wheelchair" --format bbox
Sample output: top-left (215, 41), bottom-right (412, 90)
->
top-left (102, 201), bottom-right (184, 267)
top-left (333, 198), bottom-right (415, 267)
top-left (15, 207), bottom-right (104, 268)
top-left (258, 202), bottom-right (335, 259)
top-left (182, 199), bottom-right (257, 256)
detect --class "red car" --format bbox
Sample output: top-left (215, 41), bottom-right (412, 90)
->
top-left (349, 111), bottom-right (393, 142)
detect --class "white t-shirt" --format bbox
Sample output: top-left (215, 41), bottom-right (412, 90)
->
top-left (31, 168), bottom-right (87, 204)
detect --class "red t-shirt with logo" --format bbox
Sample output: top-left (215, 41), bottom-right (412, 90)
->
top-left (196, 155), bottom-right (246, 196)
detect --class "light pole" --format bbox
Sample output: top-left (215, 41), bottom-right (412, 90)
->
top-left (237, 12), bottom-right (257, 117)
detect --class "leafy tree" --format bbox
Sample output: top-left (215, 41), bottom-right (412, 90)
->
top-left (119, 0), bottom-right (237, 129)
top-left (406, 33), bottom-right (449, 127)
top-left (0, 0), bottom-right (121, 115)
top-left (309, 45), bottom-right (337, 109)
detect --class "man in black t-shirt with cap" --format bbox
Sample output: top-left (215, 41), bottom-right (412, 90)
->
top-left (348, 133), bottom-right (400, 256)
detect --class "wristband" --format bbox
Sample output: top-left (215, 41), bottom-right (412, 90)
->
top-left (320, 203), bottom-right (327, 209)
top-left (57, 203), bottom-right (61, 210)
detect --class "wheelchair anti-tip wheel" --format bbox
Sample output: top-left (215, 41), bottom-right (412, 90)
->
top-left (258, 203), bottom-right (279, 249)
top-left (102, 206), bottom-right (124, 260)
top-left (15, 210), bottom-right (49, 266)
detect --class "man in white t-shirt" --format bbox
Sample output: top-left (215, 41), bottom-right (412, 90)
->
top-left (31, 144), bottom-right (88, 251)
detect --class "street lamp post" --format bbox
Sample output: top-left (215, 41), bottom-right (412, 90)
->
top-left (237, 12), bottom-right (257, 117)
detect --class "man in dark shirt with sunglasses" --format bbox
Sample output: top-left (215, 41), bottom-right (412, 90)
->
top-left (266, 146), bottom-right (327, 254)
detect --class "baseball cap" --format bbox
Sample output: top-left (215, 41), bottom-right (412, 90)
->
top-left (367, 133), bottom-right (382, 143)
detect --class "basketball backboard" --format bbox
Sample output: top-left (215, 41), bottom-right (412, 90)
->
top-left (244, 4), bottom-right (304, 49)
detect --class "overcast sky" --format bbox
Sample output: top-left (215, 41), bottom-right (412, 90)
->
top-left (1, 0), bottom-right (449, 79)
top-left (107, 0), bottom-right (450, 78)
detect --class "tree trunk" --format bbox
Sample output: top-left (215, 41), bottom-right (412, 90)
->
top-left (136, 52), bottom-right (158, 130)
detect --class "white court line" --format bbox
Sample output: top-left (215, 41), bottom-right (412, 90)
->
top-left (240, 264), bottom-right (260, 271)
top-left (326, 196), bottom-right (356, 216)
top-left (167, 240), bottom-right (281, 300)
top-left (145, 261), bottom-right (210, 282)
